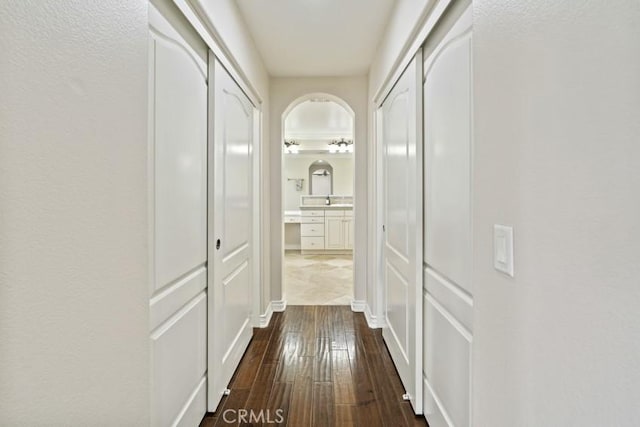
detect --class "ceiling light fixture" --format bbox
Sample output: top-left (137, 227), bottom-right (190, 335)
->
top-left (284, 140), bottom-right (299, 154)
top-left (329, 138), bottom-right (353, 154)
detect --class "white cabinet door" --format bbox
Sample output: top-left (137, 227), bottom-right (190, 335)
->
top-left (208, 55), bottom-right (254, 411)
top-left (380, 52), bottom-right (423, 414)
top-left (149, 6), bottom-right (208, 427)
top-left (344, 217), bottom-right (354, 250)
top-left (325, 216), bottom-right (345, 249)
top-left (423, 6), bottom-right (473, 426)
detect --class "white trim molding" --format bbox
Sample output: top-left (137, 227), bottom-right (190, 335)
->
top-left (351, 300), bottom-right (381, 329)
top-left (271, 299), bottom-right (287, 312)
top-left (258, 302), bottom-right (273, 328)
top-left (173, 0), bottom-right (263, 108)
top-left (365, 303), bottom-right (382, 329)
top-left (372, 0), bottom-right (453, 105)
top-left (350, 300), bottom-right (366, 312)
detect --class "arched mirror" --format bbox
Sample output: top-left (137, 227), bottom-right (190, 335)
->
top-left (309, 160), bottom-right (333, 195)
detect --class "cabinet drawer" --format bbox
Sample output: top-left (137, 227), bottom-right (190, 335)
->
top-left (301, 224), bottom-right (324, 236)
top-left (301, 216), bottom-right (324, 224)
top-left (285, 216), bottom-right (301, 223)
top-left (344, 210), bottom-right (353, 217)
top-left (301, 210), bottom-right (325, 217)
top-left (325, 210), bottom-right (345, 217)
top-left (301, 236), bottom-right (324, 250)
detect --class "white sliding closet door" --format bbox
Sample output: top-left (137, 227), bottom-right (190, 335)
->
top-left (380, 52), bottom-right (424, 414)
top-left (423, 5), bottom-right (474, 427)
top-left (208, 56), bottom-right (255, 411)
top-left (148, 5), bottom-right (208, 427)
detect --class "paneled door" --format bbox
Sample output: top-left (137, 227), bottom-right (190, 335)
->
top-left (380, 52), bottom-right (423, 414)
top-left (148, 5), bottom-right (208, 426)
top-left (208, 55), bottom-right (255, 411)
top-left (422, 5), bottom-right (474, 426)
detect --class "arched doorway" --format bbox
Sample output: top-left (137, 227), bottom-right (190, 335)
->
top-left (281, 93), bottom-right (355, 305)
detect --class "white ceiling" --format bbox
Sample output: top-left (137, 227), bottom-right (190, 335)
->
top-left (285, 100), bottom-right (353, 140)
top-left (235, 0), bottom-right (396, 76)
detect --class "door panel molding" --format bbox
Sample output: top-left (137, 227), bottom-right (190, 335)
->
top-left (150, 266), bottom-right (207, 331)
top-left (422, 4), bottom-right (473, 427)
top-left (149, 6), bottom-right (208, 426)
top-left (208, 54), bottom-right (255, 412)
top-left (380, 50), bottom-right (424, 415)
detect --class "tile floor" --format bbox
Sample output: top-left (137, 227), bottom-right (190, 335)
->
top-left (284, 251), bottom-right (353, 305)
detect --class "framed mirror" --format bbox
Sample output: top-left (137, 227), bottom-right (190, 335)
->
top-left (309, 160), bottom-right (333, 195)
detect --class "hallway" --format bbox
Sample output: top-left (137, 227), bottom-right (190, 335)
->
top-left (3, 1), bottom-right (639, 425)
top-left (200, 306), bottom-right (427, 426)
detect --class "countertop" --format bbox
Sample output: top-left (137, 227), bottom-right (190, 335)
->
top-left (299, 204), bottom-right (353, 210)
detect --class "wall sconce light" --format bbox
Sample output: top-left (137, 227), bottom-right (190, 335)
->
top-left (284, 140), bottom-right (299, 154)
top-left (329, 138), bottom-right (353, 154)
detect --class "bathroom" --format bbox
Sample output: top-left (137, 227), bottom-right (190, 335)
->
top-left (282, 97), bottom-right (354, 305)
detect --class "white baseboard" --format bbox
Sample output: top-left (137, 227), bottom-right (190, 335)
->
top-left (258, 303), bottom-right (273, 328)
top-left (351, 299), bottom-right (366, 312)
top-left (271, 299), bottom-right (287, 312)
top-left (364, 303), bottom-right (381, 329)
top-left (350, 300), bottom-right (381, 329)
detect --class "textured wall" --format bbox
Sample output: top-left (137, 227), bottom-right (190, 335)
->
top-left (473, 1), bottom-right (640, 425)
top-left (0, 1), bottom-right (150, 424)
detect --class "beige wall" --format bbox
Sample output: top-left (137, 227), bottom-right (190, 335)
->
top-left (473, 0), bottom-right (640, 425)
top-left (0, 1), bottom-right (150, 424)
top-left (269, 76), bottom-right (368, 304)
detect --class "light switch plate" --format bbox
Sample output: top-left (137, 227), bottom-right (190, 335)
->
top-left (494, 224), bottom-right (514, 277)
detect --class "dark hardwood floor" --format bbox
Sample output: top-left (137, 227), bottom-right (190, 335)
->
top-left (200, 306), bottom-right (428, 427)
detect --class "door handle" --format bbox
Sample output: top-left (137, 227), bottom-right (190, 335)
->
top-left (216, 239), bottom-right (221, 250)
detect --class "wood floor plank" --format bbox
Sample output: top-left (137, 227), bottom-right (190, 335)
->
top-left (231, 334), bottom-right (269, 389)
top-left (315, 305), bottom-right (333, 337)
top-left (376, 332), bottom-right (430, 426)
top-left (211, 389), bottom-right (251, 427)
top-left (334, 404), bottom-right (357, 427)
top-left (339, 306), bottom-right (356, 333)
top-left (333, 381), bottom-right (356, 405)
top-left (313, 348), bottom-right (332, 382)
top-left (312, 382), bottom-right (335, 427)
top-left (296, 332), bottom-right (316, 356)
top-left (274, 349), bottom-right (298, 383)
top-left (199, 306), bottom-right (427, 427)
top-left (365, 340), bottom-right (409, 426)
top-left (349, 337), bottom-right (384, 427)
top-left (287, 378), bottom-right (313, 427)
top-left (329, 306), bottom-right (348, 350)
top-left (295, 356), bottom-right (314, 384)
top-left (239, 363), bottom-right (277, 427)
top-left (332, 350), bottom-right (355, 405)
top-left (265, 382), bottom-right (293, 425)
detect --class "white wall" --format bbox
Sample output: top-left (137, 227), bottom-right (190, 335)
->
top-left (0, 1), bottom-right (149, 424)
top-left (193, 0), bottom-right (269, 100)
top-left (473, 1), bottom-right (640, 425)
top-left (269, 77), bottom-right (368, 305)
top-left (283, 154), bottom-right (354, 211)
top-left (369, 0), bottom-right (434, 98)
